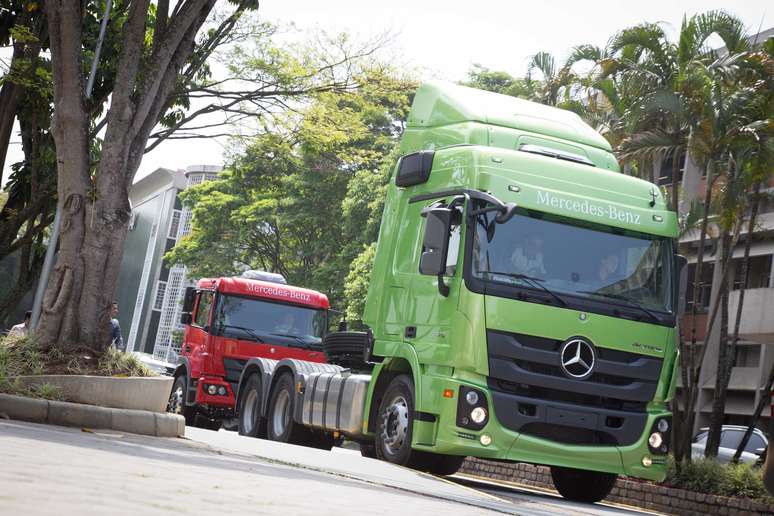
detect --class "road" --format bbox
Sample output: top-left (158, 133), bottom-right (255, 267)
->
top-left (0, 420), bottom-right (661, 515)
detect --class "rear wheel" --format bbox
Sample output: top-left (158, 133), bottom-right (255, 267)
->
top-left (550, 466), bottom-right (617, 503)
top-left (167, 375), bottom-right (196, 426)
top-left (375, 374), bottom-right (422, 467)
top-left (238, 374), bottom-right (266, 438)
top-left (267, 373), bottom-right (307, 445)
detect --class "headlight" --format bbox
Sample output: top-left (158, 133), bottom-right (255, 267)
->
top-left (465, 391), bottom-right (479, 405)
top-left (207, 384), bottom-right (217, 395)
top-left (217, 386), bottom-right (227, 396)
top-left (648, 432), bottom-right (663, 449)
top-left (471, 407), bottom-right (487, 424)
top-left (657, 419), bottom-right (669, 433)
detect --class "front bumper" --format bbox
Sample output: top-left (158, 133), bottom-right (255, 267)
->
top-left (413, 373), bottom-right (669, 481)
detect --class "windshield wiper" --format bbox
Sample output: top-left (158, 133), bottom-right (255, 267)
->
top-left (576, 291), bottom-right (663, 323)
top-left (220, 324), bottom-right (265, 343)
top-left (271, 332), bottom-right (314, 349)
top-left (479, 270), bottom-right (568, 307)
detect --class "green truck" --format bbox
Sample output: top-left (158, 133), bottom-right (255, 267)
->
top-left (231, 81), bottom-right (685, 503)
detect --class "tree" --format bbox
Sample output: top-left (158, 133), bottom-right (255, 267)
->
top-left (166, 70), bottom-right (415, 310)
top-left (36, 0), bottom-right (259, 351)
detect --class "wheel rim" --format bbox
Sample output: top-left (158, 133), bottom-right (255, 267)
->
top-left (272, 389), bottom-right (291, 437)
top-left (242, 388), bottom-right (259, 434)
top-left (380, 394), bottom-right (409, 457)
top-left (167, 385), bottom-right (184, 414)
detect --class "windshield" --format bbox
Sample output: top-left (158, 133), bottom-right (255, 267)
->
top-left (214, 294), bottom-right (326, 347)
top-left (471, 208), bottom-right (673, 313)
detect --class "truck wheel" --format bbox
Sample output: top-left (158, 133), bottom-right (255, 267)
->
top-left (193, 414), bottom-right (222, 431)
top-left (550, 466), bottom-right (617, 503)
top-left (167, 375), bottom-right (195, 426)
top-left (360, 442), bottom-right (377, 459)
top-left (238, 374), bottom-right (267, 438)
top-left (267, 373), bottom-right (306, 445)
top-left (418, 453), bottom-right (465, 476)
top-left (375, 374), bottom-right (420, 467)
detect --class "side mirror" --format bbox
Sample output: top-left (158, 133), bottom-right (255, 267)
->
top-left (180, 312), bottom-right (192, 325)
top-left (395, 150), bottom-right (434, 187)
top-left (183, 287), bottom-right (197, 313)
top-left (675, 255), bottom-right (688, 316)
top-left (419, 207), bottom-right (452, 276)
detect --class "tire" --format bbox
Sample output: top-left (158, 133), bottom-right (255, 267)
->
top-left (550, 466), bottom-right (617, 503)
top-left (360, 442), bottom-right (377, 459)
top-left (167, 375), bottom-right (196, 426)
top-left (267, 373), bottom-right (307, 445)
top-left (193, 414), bottom-right (222, 431)
top-left (418, 453), bottom-right (465, 476)
top-left (323, 331), bottom-right (372, 371)
top-left (375, 374), bottom-right (421, 467)
top-left (238, 374), bottom-right (267, 438)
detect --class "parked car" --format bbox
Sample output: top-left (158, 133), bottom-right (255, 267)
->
top-left (691, 425), bottom-right (768, 464)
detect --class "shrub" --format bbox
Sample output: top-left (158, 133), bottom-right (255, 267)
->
top-left (97, 346), bottom-right (155, 377)
top-left (666, 457), bottom-right (773, 502)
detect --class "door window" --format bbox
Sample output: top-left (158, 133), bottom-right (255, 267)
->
top-left (194, 291), bottom-right (214, 328)
top-left (745, 433), bottom-right (766, 453)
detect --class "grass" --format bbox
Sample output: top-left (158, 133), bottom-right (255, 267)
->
top-left (0, 334), bottom-right (156, 401)
top-left (665, 457), bottom-right (773, 502)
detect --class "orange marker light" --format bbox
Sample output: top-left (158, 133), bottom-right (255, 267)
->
top-left (443, 389), bottom-right (454, 399)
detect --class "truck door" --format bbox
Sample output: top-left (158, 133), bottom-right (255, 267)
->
top-left (184, 289), bottom-right (216, 380)
top-left (404, 196), bottom-right (464, 362)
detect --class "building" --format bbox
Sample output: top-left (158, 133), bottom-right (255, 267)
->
top-left (115, 164), bottom-right (221, 360)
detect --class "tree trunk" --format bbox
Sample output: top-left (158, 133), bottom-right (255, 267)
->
top-left (36, 0), bottom-right (218, 352)
top-left (705, 231), bottom-right (732, 457)
top-left (677, 160), bottom-right (714, 461)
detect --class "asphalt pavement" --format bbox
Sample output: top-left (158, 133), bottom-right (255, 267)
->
top-left (0, 420), bottom-right (662, 515)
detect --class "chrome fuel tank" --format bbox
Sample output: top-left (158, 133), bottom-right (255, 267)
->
top-left (300, 371), bottom-right (371, 437)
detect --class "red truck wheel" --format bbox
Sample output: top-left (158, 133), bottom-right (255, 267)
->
top-left (267, 373), bottom-right (307, 445)
top-left (167, 375), bottom-right (196, 426)
top-left (238, 374), bottom-right (266, 438)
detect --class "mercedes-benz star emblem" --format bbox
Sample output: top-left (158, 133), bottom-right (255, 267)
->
top-left (559, 338), bottom-right (596, 380)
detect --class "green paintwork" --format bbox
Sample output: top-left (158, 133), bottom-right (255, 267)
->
top-left (360, 82), bottom-right (679, 481)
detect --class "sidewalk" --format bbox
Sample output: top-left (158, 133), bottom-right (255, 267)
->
top-left (0, 420), bottom-right (505, 516)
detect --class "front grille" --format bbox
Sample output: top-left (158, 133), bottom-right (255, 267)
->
top-left (487, 330), bottom-right (662, 446)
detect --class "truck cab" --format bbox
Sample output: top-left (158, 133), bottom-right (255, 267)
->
top-left (169, 273), bottom-right (329, 428)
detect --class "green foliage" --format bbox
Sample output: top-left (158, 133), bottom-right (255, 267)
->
top-left (665, 458), bottom-right (773, 501)
top-left (166, 69), bottom-right (415, 311)
top-left (343, 242), bottom-right (377, 321)
top-left (97, 346), bottom-right (155, 377)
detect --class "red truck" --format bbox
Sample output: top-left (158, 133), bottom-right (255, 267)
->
top-left (167, 272), bottom-right (329, 430)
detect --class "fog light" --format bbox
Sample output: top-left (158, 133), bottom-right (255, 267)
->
top-left (648, 432), bottom-right (663, 449)
top-left (657, 419), bottom-right (669, 433)
top-left (480, 434), bottom-right (492, 446)
top-left (642, 456), bottom-right (652, 467)
top-left (465, 391), bottom-right (479, 405)
top-left (471, 407), bottom-right (487, 424)
top-left (217, 386), bottom-right (227, 396)
top-left (207, 384), bottom-right (217, 395)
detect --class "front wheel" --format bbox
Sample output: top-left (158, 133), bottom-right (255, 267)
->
top-left (238, 374), bottom-right (266, 438)
top-left (550, 466), bottom-right (617, 503)
top-left (417, 453), bottom-right (465, 476)
top-left (167, 375), bottom-right (195, 426)
top-left (375, 374), bottom-right (422, 467)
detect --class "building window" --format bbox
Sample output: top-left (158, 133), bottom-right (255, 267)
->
top-left (685, 262), bottom-right (714, 312)
top-left (732, 255), bottom-right (773, 290)
top-left (168, 210), bottom-right (182, 239)
top-left (153, 281), bottom-right (167, 311)
top-left (178, 209), bottom-right (193, 239)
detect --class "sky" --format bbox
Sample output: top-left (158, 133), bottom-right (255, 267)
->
top-left (1, 1), bottom-right (771, 186)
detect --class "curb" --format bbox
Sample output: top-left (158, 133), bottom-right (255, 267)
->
top-left (0, 393), bottom-right (185, 437)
